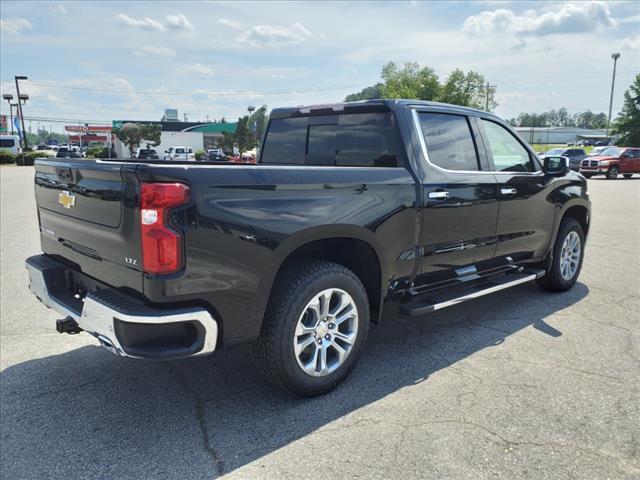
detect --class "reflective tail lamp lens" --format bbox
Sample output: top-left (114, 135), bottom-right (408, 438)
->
top-left (140, 183), bottom-right (189, 274)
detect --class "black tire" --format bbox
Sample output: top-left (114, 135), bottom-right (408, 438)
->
top-left (254, 260), bottom-right (370, 396)
top-left (607, 166), bottom-right (619, 179)
top-left (623, 174), bottom-right (633, 179)
top-left (537, 217), bottom-right (585, 292)
top-left (582, 173), bottom-right (593, 179)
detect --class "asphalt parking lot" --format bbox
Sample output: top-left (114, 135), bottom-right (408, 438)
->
top-left (1, 165), bottom-right (638, 480)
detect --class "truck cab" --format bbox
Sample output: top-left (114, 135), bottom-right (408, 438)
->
top-left (580, 147), bottom-right (640, 179)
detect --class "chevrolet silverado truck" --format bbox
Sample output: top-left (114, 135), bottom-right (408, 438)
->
top-left (579, 146), bottom-right (640, 179)
top-left (26, 100), bottom-right (590, 396)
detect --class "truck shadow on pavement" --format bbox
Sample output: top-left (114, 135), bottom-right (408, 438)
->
top-left (1, 282), bottom-right (588, 479)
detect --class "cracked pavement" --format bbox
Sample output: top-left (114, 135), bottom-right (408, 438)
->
top-left (1, 165), bottom-right (639, 479)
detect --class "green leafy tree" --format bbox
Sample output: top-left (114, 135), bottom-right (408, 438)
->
top-left (219, 131), bottom-right (237, 153)
top-left (380, 61), bottom-right (440, 100)
top-left (141, 123), bottom-right (161, 147)
top-left (234, 116), bottom-right (255, 153)
top-left (116, 122), bottom-right (144, 157)
top-left (613, 74), bottom-right (640, 146)
top-left (437, 69), bottom-right (495, 110)
top-left (115, 122), bottom-right (161, 156)
top-left (345, 83), bottom-right (384, 102)
top-left (248, 106), bottom-right (269, 144)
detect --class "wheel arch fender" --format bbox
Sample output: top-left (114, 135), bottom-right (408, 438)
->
top-left (256, 225), bottom-right (387, 328)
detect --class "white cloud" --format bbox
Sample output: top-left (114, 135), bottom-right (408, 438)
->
top-left (185, 63), bottom-right (213, 76)
top-left (463, 2), bottom-right (617, 36)
top-left (619, 34), bottom-right (640, 51)
top-left (134, 45), bottom-right (176, 56)
top-left (116, 13), bottom-right (165, 31)
top-left (218, 18), bottom-right (242, 29)
top-left (49, 4), bottom-right (67, 14)
top-left (235, 23), bottom-right (313, 48)
top-left (0, 18), bottom-right (32, 34)
top-left (165, 13), bottom-right (194, 31)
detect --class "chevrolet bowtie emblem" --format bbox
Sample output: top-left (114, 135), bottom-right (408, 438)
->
top-left (58, 190), bottom-right (76, 209)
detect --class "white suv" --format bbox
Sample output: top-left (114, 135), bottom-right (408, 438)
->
top-left (164, 146), bottom-right (195, 161)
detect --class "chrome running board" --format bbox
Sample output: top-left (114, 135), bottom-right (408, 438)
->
top-left (399, 269), bottom-right (545, 317)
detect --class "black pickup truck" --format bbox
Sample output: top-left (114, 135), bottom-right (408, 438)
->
top-left (26, 100), bottom-right (590, 396)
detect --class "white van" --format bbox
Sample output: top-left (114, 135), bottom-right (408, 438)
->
top-left (0, 135), bottom-right (22, 155)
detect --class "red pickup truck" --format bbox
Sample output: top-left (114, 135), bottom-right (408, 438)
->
top-left (580, 147), bottom-right (640, 179)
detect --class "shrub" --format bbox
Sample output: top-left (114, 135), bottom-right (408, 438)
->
top-left (0, 151), bottom-right (16, 164)
top-left (85, 146), bottom-right (115, 158)
top-left (16, 152), bottom-right (43, 166)
top-left (195, 149), bottom-right (205, 161)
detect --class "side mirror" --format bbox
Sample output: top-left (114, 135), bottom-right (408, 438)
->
top-left (543, 156), bottom-right (569, 176)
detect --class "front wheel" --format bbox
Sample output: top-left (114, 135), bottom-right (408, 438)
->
top-left (607, 166), bottom-right (619, 179)
top-left (254, 260), bottom-right (370, 396)
top-left (537, 218), bottom-right (585, 292)
top-left (582, 173), bottom-right (593, 179)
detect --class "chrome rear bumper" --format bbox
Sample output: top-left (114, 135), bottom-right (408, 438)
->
top-left (26, 255), bottom-right (218, 359)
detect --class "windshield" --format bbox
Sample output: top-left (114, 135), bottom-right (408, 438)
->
top-left (545, 148), bottom-right (564, 155)
top-left (599, 147), bottom-right (622, 157)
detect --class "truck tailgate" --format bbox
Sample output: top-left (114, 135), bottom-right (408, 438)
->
top-left (34, 159), bottom-right (143, 291)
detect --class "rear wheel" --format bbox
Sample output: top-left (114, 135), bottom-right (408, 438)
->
top-left (254, 260), bottom-right (370, 396)
top-left (623, 174), bottom-right (633, 179)
top-left (607, 166), bottom-right (619, 179)
top-left (537, 218), bottom-right (585, 292)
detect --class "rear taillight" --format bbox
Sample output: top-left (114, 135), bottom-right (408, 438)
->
top-left (140, 183), bottom-right (190, 274)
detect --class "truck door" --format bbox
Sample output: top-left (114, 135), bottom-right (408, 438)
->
top-left (619, 149), bottom-right (636, 174)
top-left (412, 110), bottom-right (499, 286)
top-left (477, 118), bottom-right (555, 262)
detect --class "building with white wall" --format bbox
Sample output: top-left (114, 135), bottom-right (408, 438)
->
top-left (514, 127), bottom-right (609, 144)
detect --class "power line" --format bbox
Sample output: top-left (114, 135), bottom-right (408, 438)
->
top-left (0, 79), bottom-right (360, 97)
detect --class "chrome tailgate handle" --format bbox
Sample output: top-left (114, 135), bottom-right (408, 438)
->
top-left (501, 187), bottom-right (518, 195)
top-left (428, 191), bottom-right (450, 199)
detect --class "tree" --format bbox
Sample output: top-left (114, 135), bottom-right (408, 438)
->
top-left (234, 116), bottom-right (255, 153)
top-left (612, 74), bottom-right (640, 146)
top-left (380, 61), bottom-right (440, 100)
top-left (115, 122), bottom-right (161, 156)
top-left (248, 106), bottom-right (268, 144)
top-left (116, 123), bottom-right (144, 157)
top-left (437, 69), bottom-right (495, 110)
top-left (345, 83), bottom-right (384, 102)
top-left (141, 123), bottom-right (161, 147)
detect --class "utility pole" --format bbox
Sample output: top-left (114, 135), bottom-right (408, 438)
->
top-left (606, 52), bottom-right (621, 140)
top-left (484, 82), bottom-right (497, 111)
top-left (15, 76), bottom-right (29, 149)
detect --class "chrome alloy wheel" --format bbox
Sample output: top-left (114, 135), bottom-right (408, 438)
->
top-left (560, 231), bottom-right (581, 281)
top-left (293, 288), bottom-right (359, 377)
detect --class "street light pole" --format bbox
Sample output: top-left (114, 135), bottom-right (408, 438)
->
top-left (15, 76), bottom-right (29, 149)
top-left (606, 53), bottom-right (621, 140)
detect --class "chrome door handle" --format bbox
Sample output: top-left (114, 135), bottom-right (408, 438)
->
top-left (500, 188), bottom-right (518, 195)
top-left (428, 191), bottom-right (450, 199)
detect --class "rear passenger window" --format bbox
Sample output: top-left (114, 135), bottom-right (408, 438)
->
top-left (335, 113), bottom-right (400, 167)
top-left (261, 112), bottom-right (401, 167)
top-left (480, 119), bottom-right (535, 172)
top-left (417, 113), bottom-right (479, 171)
top-left (261, 117), bottom-right (307, 164)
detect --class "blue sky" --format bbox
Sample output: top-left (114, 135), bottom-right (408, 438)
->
top-left (1, 1), bottom-right (638, 131)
